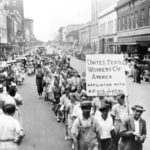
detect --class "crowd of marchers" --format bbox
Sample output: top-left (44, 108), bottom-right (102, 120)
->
top-left (33, 49), bottom-right (147, 150)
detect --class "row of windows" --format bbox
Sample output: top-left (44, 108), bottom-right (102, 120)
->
top-left (118, 8), bottom-right (150, 31)
top-left (99, 19), bottom-right (117, 36)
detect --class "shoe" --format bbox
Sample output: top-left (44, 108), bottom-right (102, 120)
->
top-left (72, 144), bottom-right (75, 150)
top-left (64, 136), bottom-right (68, 140)
top-left (57, 118), bottom-right (60, 123)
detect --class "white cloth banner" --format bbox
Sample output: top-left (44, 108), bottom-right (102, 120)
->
top-left (86, 54), bottom-right (127, 96)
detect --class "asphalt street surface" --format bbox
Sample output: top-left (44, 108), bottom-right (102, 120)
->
top-left (18, 75), bottom-right (70, 150)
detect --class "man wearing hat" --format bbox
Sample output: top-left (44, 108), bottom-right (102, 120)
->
top-left (119, 105), bottom-right (146, 150)
top-left (71, 101), bottom-right (101, 150)
top-left (95, 101), bottom-right (114, 150)
top-left (111, 93), bottom-right (129, 148)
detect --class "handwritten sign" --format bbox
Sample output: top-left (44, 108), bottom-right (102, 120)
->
top-left (86, 54), bottom-right (127, 96)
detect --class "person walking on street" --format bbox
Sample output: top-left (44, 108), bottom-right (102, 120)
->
top-left (36, 67), bottom-right (44, 99)
top-left (95, 101), bottom-right (115, 150)
top-left (119, 105), bottom-right (146, 150)
top-left (71, 101), bottom-right (101, 150)
top-left (111, 94), bottom-right (129, 149)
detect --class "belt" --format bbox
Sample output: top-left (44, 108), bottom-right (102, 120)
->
top-left (114, 119), bottom-right (121, 121)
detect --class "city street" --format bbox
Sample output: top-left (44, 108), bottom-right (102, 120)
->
top-left (18, 75), bottom-right (70, 150)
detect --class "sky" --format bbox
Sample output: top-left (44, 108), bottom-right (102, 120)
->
top-left (24, 0), bottom-right (91, 42)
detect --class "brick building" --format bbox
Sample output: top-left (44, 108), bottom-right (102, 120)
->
top-left (116, 0), bottom-right (150, 58)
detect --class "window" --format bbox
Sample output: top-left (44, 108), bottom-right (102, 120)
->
top-left (115, 19), bottom-right (117, 32)
top-left (118, 18), bottom-right (121, 31)
top-left (130, 14), bottom-right (134, 29)
top-left (135, 12), bottom-right (138, 28)
top-left (122, 17), bottom-right (125, 30)
top-left (149, 7), bottom-right (150, 25)
top-left (127, 15), bottom-right (129, 30)
top-left (141, 9), bottom-right (145, 26)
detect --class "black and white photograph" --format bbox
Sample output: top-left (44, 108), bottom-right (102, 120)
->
top-left (0, 0), bottom-right (149, 150)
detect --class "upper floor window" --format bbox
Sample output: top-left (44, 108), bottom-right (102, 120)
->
top-left (141, 9), bottom-right (145, 26)
top-left (135, 11), bottom-right (138, 28)
top-left (127, 15), bottom-right (129, 30)
top-left (122, 17), bottom-right (125, 30)
top-left (149, 7), bottom-right (150, 25)
top-left (118, 18), bottom-right (121, 31)
top-left (131, 14), bottom-right (134, 29)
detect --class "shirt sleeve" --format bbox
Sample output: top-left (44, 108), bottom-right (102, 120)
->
top-left (71, 118), bottom-right (80, 136)
top-left (60, 95), bottom-right (64, 105)
top-left (14, 119), bottom-right (23, 133)
top-left (93, 118), bottom-right (101, 136)
top-left (111, 104), bottom-right (117, 116)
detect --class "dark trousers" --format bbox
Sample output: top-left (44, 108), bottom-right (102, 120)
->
top-left (101, 138), bottom-right (112, 150)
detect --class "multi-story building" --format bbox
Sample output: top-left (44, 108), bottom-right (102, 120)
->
top-left (58, 27), bottom-right (64, 45)
top-left (0, 2), bottom-right (7, 60)
top-left (0, 3), bottom-right (7, 44)
top-left (79, 22), bottom-right (91, 49)
top-left (98, 4), bottom-right (118, 54)
top-left (91, 0), bottom-right (100, 52)
top-left (91, 0), bottom-right (118, 53)
top-left (116, 0), bottom-right (150, 57)
top-left (61, 24), bottom-right (83, 45)
top-left (24, 18), bottom-right (35, 42)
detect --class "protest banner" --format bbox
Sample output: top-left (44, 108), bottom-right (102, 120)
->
top-left (86, 54), bottom-right (127, 96)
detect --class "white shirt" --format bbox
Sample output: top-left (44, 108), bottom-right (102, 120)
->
top-left (95, 113), bottom-right (114, 139)
top-left (4, 95), bottom-right (16, 106)
top-left (0, 114), bottom-right (22, 148)
top-left (134, 119), bottom-right (140, 135)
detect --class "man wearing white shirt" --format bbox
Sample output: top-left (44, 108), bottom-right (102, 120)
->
top-left (95, 102), bottom-right (115, 150)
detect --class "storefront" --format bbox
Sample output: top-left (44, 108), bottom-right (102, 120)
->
top-left (0, 43), bottom-right (14, 61)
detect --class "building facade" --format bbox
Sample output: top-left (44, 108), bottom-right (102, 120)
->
top-left (0, 2), bottom-right (7, 60)
top-left (116, 0), bottom-right (150, 58)
top-left (79, 22), bottom-right (91, 49)
top-left (91, 0), bottom-right (100, 52)
top-left (24, 18), bottom-right (35, 42)
top-left (61, 24), bottom-right (83, 45)
top-left (98, 4), bottom-right (118, 54)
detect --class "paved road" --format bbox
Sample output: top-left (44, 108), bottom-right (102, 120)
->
top-left (70, 56), bottom-right (150, 149)
top-left (18, 75), bottom-right (70, 150)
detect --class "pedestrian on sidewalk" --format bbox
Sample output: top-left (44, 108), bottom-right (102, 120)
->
top-left (119, 105), bottom-right (146, 150)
